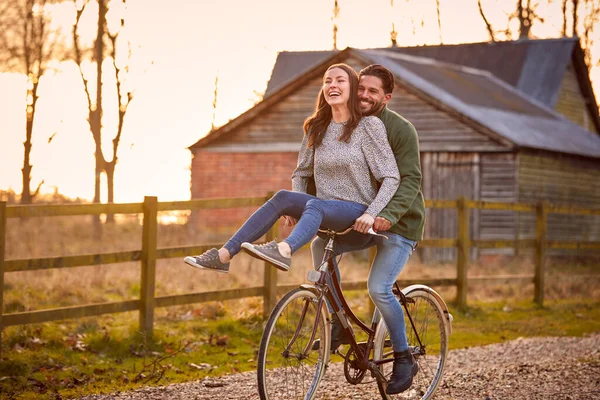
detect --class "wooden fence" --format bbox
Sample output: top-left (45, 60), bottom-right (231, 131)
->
top-left (1, 195), bottom-right (599, 347)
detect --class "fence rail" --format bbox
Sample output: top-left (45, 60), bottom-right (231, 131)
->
top-left (1, 195), bottom-right (599, 353)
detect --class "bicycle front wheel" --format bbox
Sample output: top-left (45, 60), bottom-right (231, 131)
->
top-left (373, 287), bottom-right (449, 400)
top-left (257, 287), bottom-right (330, 400)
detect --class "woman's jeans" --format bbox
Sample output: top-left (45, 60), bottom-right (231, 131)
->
top-left (223, 190), bottom-right (367, 257)
top-left (311, 232), bottom-right (417, 352)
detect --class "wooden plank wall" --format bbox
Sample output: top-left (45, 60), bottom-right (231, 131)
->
top-left (206, 56), bottom-right (508, 154)
top-left (479, 153), bottom-right (518, 255)
top-left (205, 57), bottom-right (367, 149)
top-left (421, 152), bottom-right (480, 261)
top-left (518, 151), bottom-right (600, 253)
top-left (385, 87), bottom-right (506, 153)
top-left (554, 62), bottom-right (599, 135)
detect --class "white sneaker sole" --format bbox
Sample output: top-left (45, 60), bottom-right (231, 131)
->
top-left (241, 243), bottom-right (290, 272)
top-left (184, 256), bottom-right (229, 273)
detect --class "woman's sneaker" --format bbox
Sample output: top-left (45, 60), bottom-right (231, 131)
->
top-left (184, 248), bottom-right (230, 273)
top-left (241, 241), bottom-right (291, 271)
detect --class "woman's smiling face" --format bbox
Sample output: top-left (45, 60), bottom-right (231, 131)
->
top-left (323, 67), bottom-right (350, 107)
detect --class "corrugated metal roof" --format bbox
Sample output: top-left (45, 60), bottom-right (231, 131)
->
top-left (363, 49), bottom-right (600, 158)
top-left (387, 54), bottom-right (552, 118)
top-left (265, 50), bottom-right (336, 95)
top-left (389, 38), bottom-right (576, 107)
top-left (517, 40), bottom-right (575, 106)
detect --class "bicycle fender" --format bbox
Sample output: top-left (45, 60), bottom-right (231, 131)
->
top-left (299, 283), bottom-right (322, 298)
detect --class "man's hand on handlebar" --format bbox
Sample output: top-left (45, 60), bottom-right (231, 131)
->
top-left (373, 217), bottom-right (392, 232)
top-left (353, 213), bottom-right (374, 234)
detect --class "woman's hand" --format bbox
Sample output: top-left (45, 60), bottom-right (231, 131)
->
top-left (353, 213), bottom-right (374, 234)
top-left (282, 216), bottom-right (298, 227)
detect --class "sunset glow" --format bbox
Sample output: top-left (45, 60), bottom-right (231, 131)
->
top-left (1, 0), bottom-right (598, 203)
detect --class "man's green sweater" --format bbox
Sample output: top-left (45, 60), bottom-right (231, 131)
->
top-left (376, 106), bottom-right (425, 241)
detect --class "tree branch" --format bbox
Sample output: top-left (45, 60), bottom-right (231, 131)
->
top-left (436, 0), bottom-right (442, 43)
top-left (478, 0), bottom-right (496, 42)
top-left (72, 0), bottom-right (93, 132)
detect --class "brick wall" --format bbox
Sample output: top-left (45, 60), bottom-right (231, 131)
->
top-left (190, 150), bottom-right (299, 236)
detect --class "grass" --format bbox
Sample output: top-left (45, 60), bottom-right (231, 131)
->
top-left (1, 298), bottom-right (598, 399)
top-left (449, 299), bottom-right (600, 348)
top-left (1, 213), bottom-right (599, 399)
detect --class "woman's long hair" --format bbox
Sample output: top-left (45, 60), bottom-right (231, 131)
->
top-left (303, 63), bottom-right (362, 148)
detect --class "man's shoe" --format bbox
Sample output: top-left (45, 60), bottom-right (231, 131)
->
top-left (311, 314), bottom-right (351, 351)
top-left (241, 241), bottom-right (291, 271)
top-left (386, 349), bottom-right (419, 394)
top-left (184, 248), bottom-right (230, 273)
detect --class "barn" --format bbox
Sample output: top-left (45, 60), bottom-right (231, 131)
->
top-left (188, 38), bottom-right (600, 259)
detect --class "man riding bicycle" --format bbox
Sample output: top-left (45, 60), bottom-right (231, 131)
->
top-left (311, 64), bottom-right (425, 395)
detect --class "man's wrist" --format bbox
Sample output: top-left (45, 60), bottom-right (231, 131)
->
top-left (377, 213), bottom-right (396, 226)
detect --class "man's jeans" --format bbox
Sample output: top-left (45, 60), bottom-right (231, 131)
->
top-left (311, 232), bottom-right (417, 352)
top-left (224, 190), bottom-right (367, 257)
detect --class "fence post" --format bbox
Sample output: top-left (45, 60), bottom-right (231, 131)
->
top-left (140, 196), bottom-right (158, 338)
top-left (0, 202), bottom-right (6, 357)
top-left (534, 201), bottom-right (548, 306)
top-left (456, 197), bottom-right (469, 307)
top-left (263, 192), bottom-right (278, 318)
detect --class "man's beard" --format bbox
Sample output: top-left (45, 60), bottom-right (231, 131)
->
top-left (360, 100), bottom-right (384, 116)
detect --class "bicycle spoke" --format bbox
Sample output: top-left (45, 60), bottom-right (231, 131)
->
top-left (258, 288), bottom-right (329, 400)
top-left (374, 288), bottom-right (449, 400)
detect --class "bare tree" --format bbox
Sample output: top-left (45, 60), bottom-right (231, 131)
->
top-left (477, 0), bottom-right (544, 41)
top-left (389, 0), bottom-right (398, 47)
top-left (0, 0), bottom-right (61, 204)
top-left (580, 0), bottom-right (600, 69)
top-left (513, 0), bottom-right (543, 39)
top-left (211, 73), bottom-right (219, 130)
top-left (435, 0), bottom-right (443, 43)
top-left (105, 0), bottom-right (133, 217)
top-left (72, 0), bottom-right (134, 217)
top-left (573, 0), bottom-right (580, 35)
top-left (332, 0), bottom-right (340, 50)
top-left (561, 0), bottom-right (600, 70)
top-left (72, 0), bottom-right (103, 208)
top-left (390, 22), bottom-right (398, 47)
top-left (562, 0), bottom-right (569, 35)
top-left (478, 0), bottom-right (497, 41)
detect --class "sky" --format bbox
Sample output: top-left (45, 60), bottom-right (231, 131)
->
top-left (0, 0), bottom-right (598, 203)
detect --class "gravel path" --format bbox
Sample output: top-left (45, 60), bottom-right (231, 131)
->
top-left (81, 334), bottom-right (600, 400)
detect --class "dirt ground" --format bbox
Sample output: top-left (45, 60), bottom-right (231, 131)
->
top-left (81, 333), bottom-right (600, 400)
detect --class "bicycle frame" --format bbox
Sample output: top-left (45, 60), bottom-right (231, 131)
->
top-left (258, 228), bottom-right (452, 400)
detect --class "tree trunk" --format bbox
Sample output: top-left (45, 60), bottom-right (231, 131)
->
top-left (436, 0), bottom-right (443, 43)
top-left (21, 116), bottom-right (33, 205)
top-left (20, 79), bottom-right (39, 205)
top-left (517, 0), bottom-right (532, 39)
top-left (562, 0), bottom-right (568, 36)
top-left (106, 161), bottom-right (115, 223)
top-left (92, 0), bottom-right (107, 235)
top-left (93, 0), bottom-right (106, 205)
top-left (572, 0), bottom-right (579, 36)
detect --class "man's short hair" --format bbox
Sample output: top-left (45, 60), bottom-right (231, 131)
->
top-left (359, 64), bottom-right (395, 94)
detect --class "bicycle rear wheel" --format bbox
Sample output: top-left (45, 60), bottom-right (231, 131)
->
top-left (257, 287), bottom-right (330, 400)
top-left (373, 287), bottom-right (449, 400)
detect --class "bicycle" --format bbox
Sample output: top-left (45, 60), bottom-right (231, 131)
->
top-left (257, 226), bottom-right (453, 400)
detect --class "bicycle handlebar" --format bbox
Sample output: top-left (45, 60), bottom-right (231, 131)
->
top-left (316, 226), bottom-right (388, 240)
